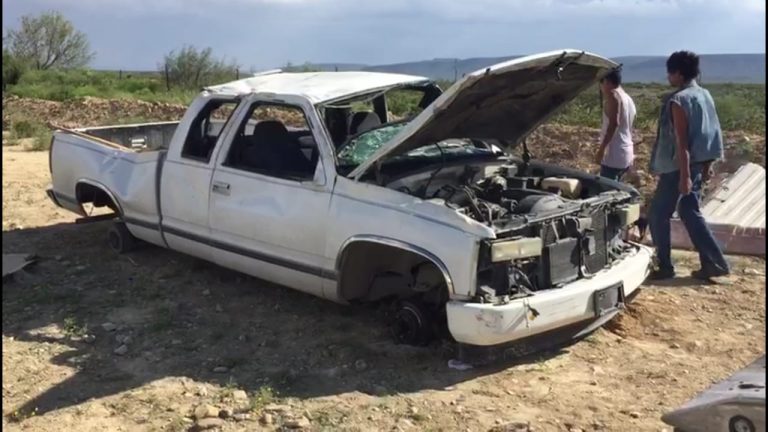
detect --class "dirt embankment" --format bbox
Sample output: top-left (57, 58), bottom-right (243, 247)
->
top-left (3, 95), bottom-right (188, 130)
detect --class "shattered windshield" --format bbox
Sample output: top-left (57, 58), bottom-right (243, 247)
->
top-left (338, 123), bottom-right (407, 166)
top-left (337, 122), bottom-right (498, 167)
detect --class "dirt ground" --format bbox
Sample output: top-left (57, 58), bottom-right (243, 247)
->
top-left (2, 138), bottom-right (766, 431)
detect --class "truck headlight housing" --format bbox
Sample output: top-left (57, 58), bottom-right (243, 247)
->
top-left (490, 237), bottom-right (542, 262)
top-left (616, 203), bottom-right (641, 227)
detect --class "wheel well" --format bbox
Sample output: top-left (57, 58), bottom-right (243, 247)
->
top-left (337, 240), bottom-right (450, 304)
top-left (75, 182), bottom-right (121, 215)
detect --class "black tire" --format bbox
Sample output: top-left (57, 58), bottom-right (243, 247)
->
top-left (729, 416), bottom-right (755, 432)
top-left (107, 222), bottom-right (137, 254)
top-left (391, 300), bottom-right (434, 346)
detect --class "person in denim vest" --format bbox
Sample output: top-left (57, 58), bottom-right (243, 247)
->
top-left (647, 51), bottom-right (730, 281)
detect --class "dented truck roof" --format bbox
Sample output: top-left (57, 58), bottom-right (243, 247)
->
top-left (205, 71), bottom-right (431, 103)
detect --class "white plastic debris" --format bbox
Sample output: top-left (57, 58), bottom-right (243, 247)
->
top-left (448, 359), bottom-right (473, 371)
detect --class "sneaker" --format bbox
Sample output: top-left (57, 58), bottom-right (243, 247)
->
top-left (648, 268), bottom-right (676, 281)
top-left (691, 268), bottom-right (730, 281)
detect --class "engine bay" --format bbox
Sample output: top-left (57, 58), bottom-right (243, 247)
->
top-left (386, 160), bottom-right (626, 229)
top-left (385, 158), bottom-right (642, 300)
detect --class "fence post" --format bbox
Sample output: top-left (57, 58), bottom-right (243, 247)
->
top-left (236, 68), bottom-right (239, 80)
top-left (119, 70), bottom-right (122, 80)
top-left (164, 64), bottom-right (171, 91)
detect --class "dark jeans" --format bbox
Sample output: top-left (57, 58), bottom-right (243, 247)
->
top-left (647, 164), bottom-right (729, 274)
top-left (600, 165), bottom-right (629, 181)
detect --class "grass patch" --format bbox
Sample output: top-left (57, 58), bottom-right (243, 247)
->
top-left (27, 129), bottom-right (53, 151)
top-left (7, 117), bottom-right (53, 151)
top-left (249, 385), bottom-right (276, 411)
top-left (62, 316), bottom-right (88, 337)
top-left (7, 407), bottom-right (39, 423)
top-left (731, 135), bottom-right (756, 159)
top-left (165, 416), bottom-right (191, 432)
top-left (217, 377), bottom-right (240, 401)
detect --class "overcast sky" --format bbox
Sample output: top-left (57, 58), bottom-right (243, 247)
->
top-left (2, 0), bottom-right (765, 70)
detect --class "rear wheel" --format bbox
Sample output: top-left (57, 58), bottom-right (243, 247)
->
top-left (729, 416), bottom-right (755, 432)
top-left (108, 222), bottom-right (137, 254)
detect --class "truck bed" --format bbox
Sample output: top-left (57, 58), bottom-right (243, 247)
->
top-left (47, 125), bottom-right (166, 244)
top-left (76, 121), bottom-right (180, 151)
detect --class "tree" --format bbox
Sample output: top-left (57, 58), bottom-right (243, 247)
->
top-left (161, 45), bottom-right (239, 89)
top-left (6, 11), bottom-right (94, 70)
top-left (2, 48), bottom-right (28, 89)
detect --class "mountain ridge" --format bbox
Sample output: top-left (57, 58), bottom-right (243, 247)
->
top-left (296, 53), bottom-right (766, 83)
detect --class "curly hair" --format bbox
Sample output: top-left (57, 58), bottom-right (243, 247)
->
top-left (666, 51), bottom-right (700, 81)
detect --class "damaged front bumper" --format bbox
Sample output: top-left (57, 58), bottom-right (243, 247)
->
top-left (445, 243), bottom-right (652, 351)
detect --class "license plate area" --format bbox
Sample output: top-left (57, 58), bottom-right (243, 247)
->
top-left (593, 282), bottom-right (625, 317)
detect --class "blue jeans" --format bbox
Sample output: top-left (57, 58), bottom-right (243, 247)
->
top-left (647, 164), bottom-right (729, 274)
top-left (600, 165), bottom-right (628, 181)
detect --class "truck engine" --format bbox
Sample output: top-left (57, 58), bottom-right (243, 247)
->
top-left (386, 160), bottom-right (642, 302)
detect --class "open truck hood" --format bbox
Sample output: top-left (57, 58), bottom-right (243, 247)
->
top-left (349, 49), bottom-right (617, 180)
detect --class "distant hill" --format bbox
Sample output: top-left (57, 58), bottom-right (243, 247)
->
top-left (298, 53), bottom-right (766, 83)
top-left (616, 54), bottom-right (765, 84)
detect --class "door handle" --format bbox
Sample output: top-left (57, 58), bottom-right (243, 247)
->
top-left (212, 181), bottom-right (230, 195)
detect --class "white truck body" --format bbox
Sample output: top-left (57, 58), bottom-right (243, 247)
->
top-left (47, 50), bottom-right (652, 355)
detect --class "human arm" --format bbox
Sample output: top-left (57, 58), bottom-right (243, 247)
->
top-left (670, 102), bottom-right (692, 194)
top-left (596, 91), bottom-right (620, 165)
top-left (702, 160), bottom-right (715, 183)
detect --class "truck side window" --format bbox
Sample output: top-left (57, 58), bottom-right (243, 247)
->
top-left (224, 103), bottom-right (318, 181)
top-left (181, 100), bottom-right (237, 162)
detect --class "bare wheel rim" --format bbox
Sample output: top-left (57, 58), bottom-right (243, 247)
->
top-left (393, 303), bottom-right (424, 345)
top-left (730, 416), bottom-right (755, 432)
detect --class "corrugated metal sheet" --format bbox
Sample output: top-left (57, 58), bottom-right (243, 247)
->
top-left (700, 162), bottom-right (765, 228)
top-left (668, 163), bottom-right (766, 256)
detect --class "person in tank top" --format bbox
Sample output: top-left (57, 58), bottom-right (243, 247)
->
top-left (595, 69), bottom-right (636, 181)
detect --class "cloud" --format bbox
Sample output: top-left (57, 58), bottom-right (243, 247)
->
top-left (11, 0), bottom-right (764, 17)
top-left (3, 0), bottom-right (763, 69)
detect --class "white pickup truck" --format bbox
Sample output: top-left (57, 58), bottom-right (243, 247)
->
top-left (47, 50), bottom-right (652, 362)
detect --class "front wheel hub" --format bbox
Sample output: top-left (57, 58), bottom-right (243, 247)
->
top-left (392, 301), bottom-right (432, 346)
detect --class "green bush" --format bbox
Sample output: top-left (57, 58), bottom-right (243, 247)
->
top-left (11, 119), bottom-right (42, 138)
top-left (551, 83), bottom-right (764, 135)
top-left (28, 128), bottom-right (53, 151)
top-left (2, 50), bottom-right (28, 88)
top-left (386, 89), bottom-right (423, 117)
top-left (8, 117), bottom-right (52, 151)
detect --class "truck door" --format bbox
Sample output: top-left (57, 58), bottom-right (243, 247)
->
top-left (208, 95), bottom-right (334, 298)
top-left (159, 96), bottom-right (239, 261)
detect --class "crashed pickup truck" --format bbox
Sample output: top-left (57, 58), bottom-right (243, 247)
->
top-left (47, 49), bottom-right (652, 360)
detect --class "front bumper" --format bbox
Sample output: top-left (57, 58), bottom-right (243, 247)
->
top-left (446, 243), bottom-right (652, 347)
